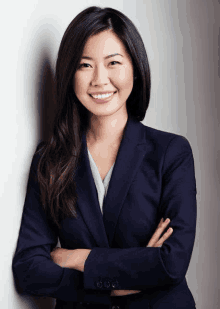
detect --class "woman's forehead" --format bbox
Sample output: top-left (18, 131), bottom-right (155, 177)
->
top-left (82, 30), bottom-right (128, 59)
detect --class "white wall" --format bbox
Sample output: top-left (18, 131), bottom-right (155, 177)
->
top-left (1, 0), bottom-right (219, 308)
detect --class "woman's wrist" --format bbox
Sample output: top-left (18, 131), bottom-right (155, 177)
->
top-left (51, 248), bottom-right (91, 271)
top-left (70, 249), bottom-right (91, 272)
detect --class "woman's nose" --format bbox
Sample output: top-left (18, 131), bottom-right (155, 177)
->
top-left (91, 65), bottom-right (109, 86)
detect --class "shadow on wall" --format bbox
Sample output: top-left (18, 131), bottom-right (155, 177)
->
top-left (35, 47), bottom-right (57, 309)
top-left (12, 43), bottom-right (57, 309)
top-left (37, 48), bottom-right (56, 143)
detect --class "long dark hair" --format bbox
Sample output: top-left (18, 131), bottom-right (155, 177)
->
top-left (37, 6), bottom-right (151, 229)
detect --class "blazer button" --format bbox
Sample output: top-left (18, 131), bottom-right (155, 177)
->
top-left (111, 281), bottom-right (119, 289)
top-left (103, 280), bottom-right (111, 288)
top-left (96, 280), bottom-right (103, 288)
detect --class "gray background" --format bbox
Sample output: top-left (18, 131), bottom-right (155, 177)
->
top-left (2, 0), bottom-right (219, 308)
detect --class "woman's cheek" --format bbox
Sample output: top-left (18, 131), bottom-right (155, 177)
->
top-left (74, 74), bottom-right (88, 96)
top-left (117, 68), bottom-right (127, 81)
top-left (118, 67), bottom-right (133, 88)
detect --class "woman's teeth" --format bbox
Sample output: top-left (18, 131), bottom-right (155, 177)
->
top-left (91, 92), bottom-right (114, 99)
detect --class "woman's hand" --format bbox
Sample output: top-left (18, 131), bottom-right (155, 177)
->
top-left (147, 218), bottom-right (173, 247)
top-left (50, 248), bottom-right (91, 271)
top-left (110, 289), bottom-right (142, 297)
top-left (110, 218), bottom-right (173, 297)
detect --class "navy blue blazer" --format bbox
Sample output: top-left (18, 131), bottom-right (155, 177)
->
top-left (12, 117), bottom-right (197, 308)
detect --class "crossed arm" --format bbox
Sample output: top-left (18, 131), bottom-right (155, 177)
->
top-left (50, 217), bottom-right (173, 296)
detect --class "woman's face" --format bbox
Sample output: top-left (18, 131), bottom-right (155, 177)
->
top-left (73, 30), bottom-right (134, 118)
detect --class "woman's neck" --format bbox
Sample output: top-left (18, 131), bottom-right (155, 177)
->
top-left (86, 112), bottom-right (128, 145)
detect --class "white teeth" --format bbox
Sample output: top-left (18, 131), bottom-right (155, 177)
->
top-left (91, 92), bottom-right (114, 99)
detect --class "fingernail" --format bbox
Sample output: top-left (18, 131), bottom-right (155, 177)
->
top-left (168, 227), bottom-right (173, 232)
top-left (165, 218), bottom-right (170, 223)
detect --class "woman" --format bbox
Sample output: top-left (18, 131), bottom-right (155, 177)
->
top-left (12, 6), bottom-right (197, 309)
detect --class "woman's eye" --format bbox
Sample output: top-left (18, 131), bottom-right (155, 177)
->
top-left (79, 63), bottom-right (91, 68)
top-left (109, 61), bottom-right (120, 66)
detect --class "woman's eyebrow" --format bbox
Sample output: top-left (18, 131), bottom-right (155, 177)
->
top-left (81, 53), bottom-right (123, 60)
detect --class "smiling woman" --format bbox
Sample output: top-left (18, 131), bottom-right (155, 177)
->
top-left (74, 31), bottom-right (134, 117)
top-left (12, 5), bottom-right (197, 309)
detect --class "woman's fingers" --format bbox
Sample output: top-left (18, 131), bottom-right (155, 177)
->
top-left (147, 218), bottom-right (172, 247)
top-left (154, 227), bottom-right (173, 247)
top-left (110, 290), bottom-right (141, 296)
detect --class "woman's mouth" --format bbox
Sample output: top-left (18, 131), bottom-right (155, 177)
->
top-left (89, 91), bottom-right (117, 103)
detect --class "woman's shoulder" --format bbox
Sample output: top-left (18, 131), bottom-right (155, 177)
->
top-left (140, 122), bottom-right (193, 152)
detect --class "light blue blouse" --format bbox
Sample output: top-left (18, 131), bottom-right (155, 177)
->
top-left (87, 148), bottom-right (115, 214)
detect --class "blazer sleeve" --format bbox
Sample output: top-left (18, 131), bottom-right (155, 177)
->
top-left (83, 135), bottom-right (197, 291)
top-left (12, 145), bottom-right (84, 302)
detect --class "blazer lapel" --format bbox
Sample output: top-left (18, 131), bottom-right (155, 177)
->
top-left (102, 117), bottom-right (148, 246)
top-left (75, 133), bottom-right (110, 248)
